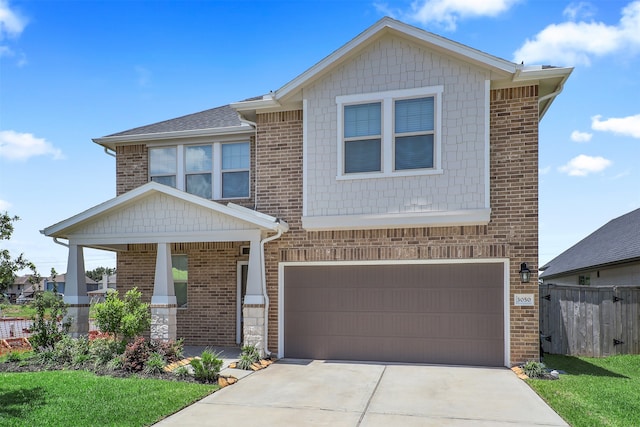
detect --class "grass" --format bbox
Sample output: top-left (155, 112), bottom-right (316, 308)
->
top-left (0, 370), bottom-right (218, 426)
top-left (527, 354), bottom-right (640, 427)
top-left (0, 303), bottom-right (37, 318)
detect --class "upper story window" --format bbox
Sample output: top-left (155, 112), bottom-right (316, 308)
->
top-left (149, 142), bottom-right (250, 200)
top-left (336, 86), bottom-right (442, 179)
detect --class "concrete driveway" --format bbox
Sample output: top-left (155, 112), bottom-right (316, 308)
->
top-left (156, 360), bottom-right (568, 426)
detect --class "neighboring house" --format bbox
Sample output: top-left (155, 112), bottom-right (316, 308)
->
top-left (6, 275), bottom-right (41, 303)
top-left (42, 17), bottom-right (572, 367)
top-left (44, 274), bottom-right (99, 294)
top-left (87, 273), bottom-right (117, 303)
top-left (540, 207), bottom-right (640, 286)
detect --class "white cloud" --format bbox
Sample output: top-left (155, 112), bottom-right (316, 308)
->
top-left (570, 130), bottom-right (592, 143)
top-left (0, 0), bottom-right (27, 61)
top-left (0, 199), bottom-right (11, 211)
top-left (379, 0), bottom-right (519, 31)
top-left (558, 154), bottom-right (612, 176)
top-left (513, 1), bottom-right (640, 65)
top-left (563, 2), bottom-right (596, 21)
top-left (0, 130), bottom-right (64, 161)
top-left (591, 114), bottom-right (640, 138)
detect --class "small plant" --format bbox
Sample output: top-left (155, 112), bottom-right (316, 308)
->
top-left (190, 350), bottom-right (223, 383)
top-left (106, 355), bottom-right (124, 371)
top-left (148, 338), bottom-right (184, 364)
top-left (122, 336), bottom-right (151, 372)
top-left (173, 365), bottom-right (191, 378)
top-left (93, 288), bottom-right (151, 342)
top-left (522, 360), bottom-right (547, 378)
top-left (29, 272), bottom-right (71, 351)
top-left (236, 344), bottom-right (260, 370)
top-left (144, 352), bottom-right (166, 374)
top-left (89, 336), bottom-right (125, 367)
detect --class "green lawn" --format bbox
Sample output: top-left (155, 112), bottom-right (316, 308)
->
top-left (528, 354), bottom-right (640, 427)
top-left (0, 303), bottom-right (37, 318)
top-left (0, 370), bottom-right (217, 427)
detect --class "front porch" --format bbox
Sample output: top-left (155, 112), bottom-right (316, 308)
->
top-left (42, 182), bottom-right (288, 355)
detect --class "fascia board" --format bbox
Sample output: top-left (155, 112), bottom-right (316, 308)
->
top-left (92, 125), bottom-right (254, 149)
top-left (275, 17), bottom-right (516, 101)
top-left (230, 97), bottom-right (281, 112)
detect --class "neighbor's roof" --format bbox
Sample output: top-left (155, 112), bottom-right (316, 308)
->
top-left (540, 207), bottom-right (640, 278)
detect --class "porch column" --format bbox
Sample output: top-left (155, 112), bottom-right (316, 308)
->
top-left (243, 233), bottom-right (266, 355)
top-left (150, 243), bottom-right (177, 341)
top-left (63, 243), bottom-right (89, 337)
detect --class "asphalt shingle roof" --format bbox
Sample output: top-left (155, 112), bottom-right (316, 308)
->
top-left (540, 207), bottom-right (640, 278)
top-left (105, 104), bottom-right (242, 137)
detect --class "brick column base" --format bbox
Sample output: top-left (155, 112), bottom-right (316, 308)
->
top-left (243, 304), bottom-right (265, 357)
top-left (150, 304), bottom-right (177, 341)
top-left (65, 304), bottom-right (90, 338)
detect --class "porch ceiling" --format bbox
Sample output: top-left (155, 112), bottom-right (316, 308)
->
top-left (41, 182), bottom-right (288, 249)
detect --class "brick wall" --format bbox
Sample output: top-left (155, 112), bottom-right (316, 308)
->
top-left (116, 145), bottom-right (148, 196)
top-left (116, 242), bottom-right (248, 345)
top-left (256, 85), bottom-right (539, 365)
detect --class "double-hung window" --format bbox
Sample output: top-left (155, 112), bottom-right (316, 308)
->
top-left (149, 142), bottom-right (250, 199)
top-left (337, 86), bottom-right (442, 178)
top-left (149, 147), bottom-right (177, 186)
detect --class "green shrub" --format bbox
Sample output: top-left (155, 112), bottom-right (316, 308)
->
top-left (173, 365), bottom-right (190, 378)
top-left (144, 352), bottom-right (166, 374)
top-left (523, 360), bottom-right (546, 378)
top-left (29, 291), bottom-right (70, 351)
top-left (93, 288), bottom-right (150, 341)
top-left (190, 350), bottom-right (223, 383)
top-left (89, 336), bottom-right (125, 367)
top-left (236, 344), bottom-right (260, 370)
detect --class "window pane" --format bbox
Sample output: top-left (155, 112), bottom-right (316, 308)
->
top-left (222, 142), bottom-right (249, 170)
top-left (171, 255), bottom-right (188, 281)
top-left (395, 97), bottom-right (434, 133)
top-left (185, 145), bottom-right (212, 173)
top-left (149, 147), bottom-right (177, 174)
top-left (344, 103), bottom-right (381, 137)
top-left (174, 282), bottom-right (188, 308)
top-left (344, 139), bottom-right (381, 173)
top-left (395, 135), bottom-right (434, 170)
top-left (151, 175), bottom-right (176, 187)
top-left (222, 171), bottom-right (249, 198)
top-left (186, 173), bottom-right (212, 199)
top-left (171, 255), bottom-right (188, 309)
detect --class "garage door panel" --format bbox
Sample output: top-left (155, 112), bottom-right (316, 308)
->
top-left (284, 263), bottom-right (505, 366)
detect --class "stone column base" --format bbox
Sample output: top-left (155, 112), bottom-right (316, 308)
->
top-left (65, 304), bottom-right (90, 338)
top-left (243, 304), bottom-right (265, 357)
top-left (150, 304), bottom-right (177, 341)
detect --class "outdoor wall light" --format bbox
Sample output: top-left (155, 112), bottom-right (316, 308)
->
top-left (519, 262), bottom-right (532, 283)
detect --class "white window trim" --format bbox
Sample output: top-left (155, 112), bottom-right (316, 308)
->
top-left (336, 85), bottom-right (443, 180)
top-left (148, 141), bottom-right (250, 200)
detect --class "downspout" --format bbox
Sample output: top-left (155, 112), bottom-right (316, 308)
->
top-left (259, 225), bottom-right (284, 357)
top-left (103, 147), bottom-right (116, 157)
top-left (237, 114), bottom-right (259, 211)
top-left (538, 80), bottom-right (566, 118)
top-left (53, 237), bottom-right (69, 248)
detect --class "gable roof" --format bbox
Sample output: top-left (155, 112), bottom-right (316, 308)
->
top-left (232, 16), bottom-right (572, 119)
top-left (42, 182), bottom-right (288, 242)
top-left (540, 208), bottom-right (640, 278)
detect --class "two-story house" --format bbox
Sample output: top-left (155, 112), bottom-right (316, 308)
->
top-left (43, 17), bottom-right (571, 367)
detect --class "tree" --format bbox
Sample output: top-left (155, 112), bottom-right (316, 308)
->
top-left (0, 211), bottom-right (38, 292)
top-left (86, 266), bottom-right (116, 282)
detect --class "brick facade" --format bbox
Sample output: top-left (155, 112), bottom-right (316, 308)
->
top-left (113, 86), bottom-right (539, 364)
top-left (254, 85), bottom-right (539, 365)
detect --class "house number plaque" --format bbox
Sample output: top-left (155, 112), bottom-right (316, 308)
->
top-left (514, 294), bottom-right (534, 306)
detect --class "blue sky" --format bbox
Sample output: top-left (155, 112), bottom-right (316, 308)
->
top-left (1, 0), bottom-right (639, 275)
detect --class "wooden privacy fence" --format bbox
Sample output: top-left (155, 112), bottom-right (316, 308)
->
top-left (539, 284), bottom-right (640, 357)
